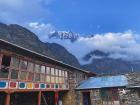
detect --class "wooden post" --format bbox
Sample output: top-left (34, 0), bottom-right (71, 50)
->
top-left (5, 93), bottom-right (10, 105)
top-left (55, 91), bottom-right (59, 105)
top-left (38, 91), bottom-right (41, 105)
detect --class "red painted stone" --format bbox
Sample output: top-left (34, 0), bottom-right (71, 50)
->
top-left (10, 82), bottom-right (17, 88)
top-left (34, 83), bottom-right (39, 88)
top-left (51, 84), bottom-right (54, 88)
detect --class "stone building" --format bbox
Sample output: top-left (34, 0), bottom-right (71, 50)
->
top-left (76, 73), bottom-right (140, 105)
top-left (0, 38), bottom-right (96, 105)
top-left (120, 73), bottom-right (140, 105)
top-left (76, 75), bottom-right (128, 105)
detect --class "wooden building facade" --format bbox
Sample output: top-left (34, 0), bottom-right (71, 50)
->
top-left (0, 39), bottom-right (95, 105)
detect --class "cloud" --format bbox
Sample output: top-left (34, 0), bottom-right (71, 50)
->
top-left (0, 0), bottom-right (53, 24)
top-left (1, 0), bottom-right (139, 65)
top-left (28, 22), bottom-right (55, 41)
top-left (28, 27), bottom-right (140, 64)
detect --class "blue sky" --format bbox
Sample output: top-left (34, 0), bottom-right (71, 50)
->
top-left (48, 0), bottom-right (140, 34)
top-left (1, 0), bottom-right (140, 34)
top-left (1, 0), bottom-right (140, 64)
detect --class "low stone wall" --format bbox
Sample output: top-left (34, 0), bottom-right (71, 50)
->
top-left (88, 88), bottom-right (140, 105)
top-left (120, 89), bottom-right (140, 105)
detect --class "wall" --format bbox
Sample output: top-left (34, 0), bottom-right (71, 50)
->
top-left (119, 89), bottom-right (140, 105)
top-left (62, 70), bottom-right (87, 105)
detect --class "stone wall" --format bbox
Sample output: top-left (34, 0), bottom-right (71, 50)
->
top-left (119, 89), bottom-right (140, 105)
top-left (88, 88), bottom-right (140, 105)
top-left (62, 70), bottom-right (86, 105)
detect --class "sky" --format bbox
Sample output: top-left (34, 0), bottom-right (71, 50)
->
top-left (1, 0), bottom-right (140, 64)
top-left (1, 0), bottom-right (140, 34)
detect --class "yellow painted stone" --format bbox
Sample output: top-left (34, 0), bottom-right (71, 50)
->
top-left (27, 83), bottom-right (33, 89)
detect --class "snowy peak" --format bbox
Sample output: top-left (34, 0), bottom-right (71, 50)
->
top-left (49, 31), bottom-right (79, 42)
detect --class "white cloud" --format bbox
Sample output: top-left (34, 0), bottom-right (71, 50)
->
top-left (0, 0), bottom-right (53, 24)
top-left (30, 29), bottom-right (140, 64)
top-left (28, 22), bottom-right (56, 41)
top-left (0, 0), bottom-right (23, 9)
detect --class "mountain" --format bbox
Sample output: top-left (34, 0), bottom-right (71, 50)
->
top-left (48, 31), bottom-right (79, 42)
top-left (0, 23), bottom-right (140, 74)
top-left (0, 23), bottom-right (80, 67)
top-left (82, 50), bottom-right (140, 74)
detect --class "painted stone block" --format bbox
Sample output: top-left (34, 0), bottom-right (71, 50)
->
top-left (9, 82), bottom-right (17, 89)
top-left (19, 82), bottom-right (26, 89)
top-left (0, 81), bottom-right (7, 89)
top-left (27, 83), bottom-right (33, 89)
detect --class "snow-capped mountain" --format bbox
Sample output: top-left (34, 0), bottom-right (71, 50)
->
top-left (48, 31), bottom-right (79, 42)
top-left (1, 22), bottom-right (140, 75)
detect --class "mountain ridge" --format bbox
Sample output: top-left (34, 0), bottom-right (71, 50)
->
top-left (0, 23), bottom-right (140, 74)
top-left (0, 23), bottom-right (81, 68)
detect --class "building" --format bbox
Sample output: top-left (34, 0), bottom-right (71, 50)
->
top-left (76, 75), bottom-right (128, 105)
top-left (76, 73), bottom-right (140, 105)
top-left (0, 38), bottom-right (96, 105)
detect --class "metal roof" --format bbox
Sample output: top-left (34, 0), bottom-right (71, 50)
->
top-left (76, 75), bottom-right (128, 90)
top-left (0, 38), bottom-right (94, 74)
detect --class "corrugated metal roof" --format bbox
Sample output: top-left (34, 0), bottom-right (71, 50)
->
top-left (76, 75), bottom-right (128, 90)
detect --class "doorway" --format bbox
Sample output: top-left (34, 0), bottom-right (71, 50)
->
top-left (42, 91), bottom-right (55, 105)
top-left (83, 92), bottom-right (91, 105)
top-left (0, 92), bottom-right (6, 105)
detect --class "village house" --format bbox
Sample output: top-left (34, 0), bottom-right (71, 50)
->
top-left (0, 38), bottom-right (96, 105)
top-left (76, 73), bottom-right (140, 105)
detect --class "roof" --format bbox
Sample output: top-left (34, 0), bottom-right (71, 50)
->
top-left (76, 75), bottom-right (128, 90)
top-left (0, 38), bottom-right (95, 74)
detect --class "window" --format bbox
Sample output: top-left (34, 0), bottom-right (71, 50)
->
top-left (1, 55), bottom-right (11, 67)
top-left (40, 74), bottom-right (45, 82)
top-left (20, 71), bottom-right (27, 80)
top-left (62, 71), bottom-right (64, 77)
top-left (19, 60), bottom-right (27, 70)
top-left (51, 76), bottom-right (55, 83)
top-left (0, 68), bottom-right (9, 78)
top-left (55, 69), bottom-right (59, 76)
top-left (46, 67), bottom-right (50, 74)
top-left (46, 75), bottom-right (50, 83)
top-left (28, 73), bottom-right (34, 81)
top-left (59, 77), bottom-right (62, 83)
top-left (41, 66), bottom-right (46, 73)
top-left (11, 69), bottom-right (18, 79)
top-left (35, 74), bottom-right (40, 81)
top-left (51, 68), bottom-right (55, 75)
top-left (59, 70), bottom-right (62, 76)
top-left (62, 78), bottom-right (64, 83)
top-left (65, 71), bottom-right (68, 77)
top-left (56, 77), bottom-right (59, 83)
top-left (11, 57), bottom-right (19, 69)
top-left (64, 78), bottom-right (68, 84)
top-left (0, 55), bottom-right (11, 78)
top-left (27, 62), bottom-right (34, 72)
top-left (34, 64), bottom-right (40, 73)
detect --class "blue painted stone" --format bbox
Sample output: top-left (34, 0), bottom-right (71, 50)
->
top-left (40, 84), bottom-right (45, 89)
top-left (55, 84), bottom-right (59, 88)
top-left (0, 81), bottom-right (7, 88)
top-left (19, 83), bottom-right (26, 88)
